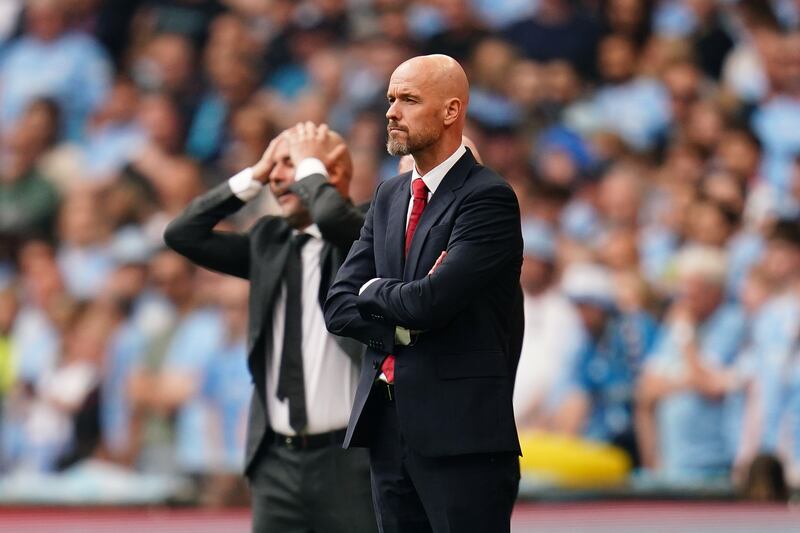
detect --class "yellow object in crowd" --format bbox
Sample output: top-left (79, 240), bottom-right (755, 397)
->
top-left (519, 431), bottom-right (632, 488)
top-left (0, 337), bottom-right (15, 395)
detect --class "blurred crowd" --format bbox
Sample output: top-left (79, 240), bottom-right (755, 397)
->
top-left (1, 0), bottom-right (800, 505)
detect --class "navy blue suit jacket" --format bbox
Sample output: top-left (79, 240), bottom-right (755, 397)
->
top-left (324, 149), bottom-right (524, 457)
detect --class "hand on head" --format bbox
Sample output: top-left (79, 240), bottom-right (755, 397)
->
top-left (252, 122), bottom-right (352, 202)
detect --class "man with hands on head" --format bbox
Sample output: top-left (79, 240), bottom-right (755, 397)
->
top-left (324, 55), bottom-right (524, 533)
top-left (164, 122), bottom-right (377, 533)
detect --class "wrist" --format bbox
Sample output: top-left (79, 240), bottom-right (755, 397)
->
top-left (673, 320), bottom-right (696, 347)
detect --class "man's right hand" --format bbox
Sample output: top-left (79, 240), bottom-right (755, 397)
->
top-left (251, 134), bottom-right (283, 184)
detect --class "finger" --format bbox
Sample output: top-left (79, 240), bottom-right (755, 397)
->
top-left (303, 121), bottom-right (315, 140)
top-left (262, 136), bottom-right (280, 167)
top-left (428, 251), bottom-right (447, 275)
top-left (287, 125), bottom-right (304, 145)
top-left (292, 122), bottom-right (303, 141)
top-left (316, 123), bottom-right (329, 142)
top-left (324, 143), bottom-right (347, 167)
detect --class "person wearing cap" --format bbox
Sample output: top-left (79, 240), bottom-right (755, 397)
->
top-left (551, 262), bottom-right (656, 465)
top-left (513, 220), bottom-right (584, 429)
top-left (636, 245), bottom-right (747, 482)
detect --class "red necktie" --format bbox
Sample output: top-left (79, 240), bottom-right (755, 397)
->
top-left (381, 178), bottom-right (428, 383)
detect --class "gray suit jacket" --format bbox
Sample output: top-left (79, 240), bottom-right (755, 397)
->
top-left (164, 174), bottom-right (367, 474)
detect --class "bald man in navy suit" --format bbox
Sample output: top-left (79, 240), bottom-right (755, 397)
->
top-left (325, 55), bottom-right (524, 533)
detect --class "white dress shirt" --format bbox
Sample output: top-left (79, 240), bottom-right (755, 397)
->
top-left (228, 159), bottom-right (359, 436)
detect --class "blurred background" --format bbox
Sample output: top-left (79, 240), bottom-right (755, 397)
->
top-left (1, 0), bottom-right (800, 530)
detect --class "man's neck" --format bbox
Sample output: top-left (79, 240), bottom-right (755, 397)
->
top-left (413, 136), bottom-right (463, 176)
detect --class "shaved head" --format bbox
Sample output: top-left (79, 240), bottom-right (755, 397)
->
top-left (385, 54), bottom-right (470, 174)
top-left (392, 55), bottom-right (470, 108)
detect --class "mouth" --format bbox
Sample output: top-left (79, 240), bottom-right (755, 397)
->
top-left (276, 191), bottom-right (297, 205)
top-left (387, 125), bottom-right (407, 134)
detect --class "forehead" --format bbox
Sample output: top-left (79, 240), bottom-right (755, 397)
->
top-left (387, 67), bottom-right (429, 95)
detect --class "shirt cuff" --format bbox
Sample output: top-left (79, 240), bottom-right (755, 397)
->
top-left (295, 158), bottom-right (328, 181)
top-left (228, 167), bottom-right (262, 202)
top-left (359, 278), bottom-right (380, 295)
top-left (395, 326), bottom-right (412, 346)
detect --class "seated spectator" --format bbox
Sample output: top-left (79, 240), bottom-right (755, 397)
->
top-left (81, 76), bottom-right (147, 183)
top-left (197, 277), bottom-right (250, 505)
top-left (502, 0), bottom-right (600, 76)
top-left (0, 124), bottom-right (60, 241)
top-left (9, 240), bottom-right (68, 385)
top-left (9, 301), bottom-right (118, 471)
top-left (186, 50), bottom-right (261, 163)
top-left (551, 262), bottom-right (657, 464)
top-left (728, 265), bottom-right (795, 477)
top-left (784, 359), bottom-right (800, 488)
top-left (0, 0), bottom-right (112, 141)
top-left (127, 250), bottom-right (223, 474)
top-left (568, 35), bottom-right (670, 152)
top-left (15, 98), bottom-right (84, 192)
top-left (732, 224), bottom-right (800, 470)
top-left (637, 245), bottom-right (747, 483)
top-left (55, 188), bottom-right (115, 300)
top-left (514, 221), bottom-right (584, 430)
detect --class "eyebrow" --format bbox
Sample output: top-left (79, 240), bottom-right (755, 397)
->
top-left (387, 89), bottom-right (421, 100)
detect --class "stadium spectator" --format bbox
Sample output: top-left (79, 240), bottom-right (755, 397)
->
top-left (553, 263), bottom-right (656, 463)
top-left (0, 0), bottom-right (112, 141)
top-left (55, 188), bottom-right (115, 301)
top-left (637, 246), bottom-right (747, 482)
top-left (514, 221), bottom-right (584, 430)
top-left (126, 249), bottom-right (218, 473)
top-left (0, 121), bottom-right (60, 242)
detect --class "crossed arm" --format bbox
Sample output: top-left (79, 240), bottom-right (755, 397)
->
top-left (325, 181), bottom-right (521, 346)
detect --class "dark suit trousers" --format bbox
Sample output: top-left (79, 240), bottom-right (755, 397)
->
top-left (249, 441), bottom-right (377, 533)
top-left (367, 387), bottom-right (520, 533)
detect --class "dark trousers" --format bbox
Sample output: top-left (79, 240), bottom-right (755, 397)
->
top-left (368, 387), bottom-right (520, 533)
top-left (249, 439), bottom-right (378, 533)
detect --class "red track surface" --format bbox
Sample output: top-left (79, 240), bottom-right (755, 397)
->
top-left (0, 502), bottom-right (798, 532)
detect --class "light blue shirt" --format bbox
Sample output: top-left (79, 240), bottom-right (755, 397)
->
top-left (648, 304), bottom-right (747, 480)
top-left (163, 308), bottom-right (226, 473)
top-left (588, 79), bottom-right (670, 152)
top-left (202, 338), bottom-right (250, 472)
top-left (0, 32), bottom-right (111, 141)
top-left (747, 295), bottom-right (800, 452)
top-left (82, 122), bottom-right (147, 180)
top-left (751, 96), bottom-right (800, 191)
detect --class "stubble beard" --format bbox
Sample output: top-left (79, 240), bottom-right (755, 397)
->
top-left (386, 126), bottom-right (439, 157)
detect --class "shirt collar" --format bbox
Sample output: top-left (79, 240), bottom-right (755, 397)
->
top-left (295, 224), bottom-right (322, 240)
top-left (410, 144), bottom-right (466, 196)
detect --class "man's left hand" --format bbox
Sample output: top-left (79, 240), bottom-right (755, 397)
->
top-left (285, 121), bottom-right (347, 170)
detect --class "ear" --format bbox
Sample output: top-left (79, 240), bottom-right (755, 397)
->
top-left (443, 98), bottom-right (462, 126)
top-left (327, 160), bottom-right (351, 197)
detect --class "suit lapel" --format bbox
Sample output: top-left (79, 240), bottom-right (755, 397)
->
top-left (403, 149), bottom-right (476, 280)
top-left (386, 172), bottom-right (412, 279)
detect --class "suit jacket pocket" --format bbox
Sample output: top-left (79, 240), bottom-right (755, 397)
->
top-left (436, 350), bottom-right (509, 379)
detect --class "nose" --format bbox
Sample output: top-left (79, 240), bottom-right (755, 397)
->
top-left (269, 161), bottom-right (288, 187)
top-left (386, 100), bottom-right (400, 122)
